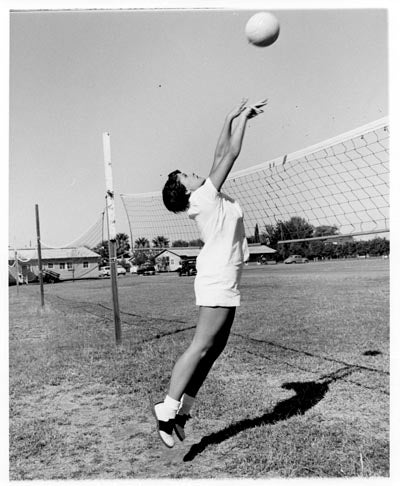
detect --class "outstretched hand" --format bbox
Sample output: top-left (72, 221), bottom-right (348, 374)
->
top-left (227, 98), bottom-right (248, 119)
top-left (211, 97), bottom-right (268, 191)
top-left (245, 98), bottom-right (268, 119)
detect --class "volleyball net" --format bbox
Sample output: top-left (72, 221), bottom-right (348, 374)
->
top-left (121, 118), bottom-right (389, 245)
top-left (40, 212), bottom-right (107, 250)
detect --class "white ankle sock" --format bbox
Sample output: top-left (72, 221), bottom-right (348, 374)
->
top-left (178, 394), bottom-right (195, 415)
top-left (155, 395), bottom-right (180, 421)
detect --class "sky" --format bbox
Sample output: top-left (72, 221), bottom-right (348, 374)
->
top-left (6, 2), bottom-right (391, 249)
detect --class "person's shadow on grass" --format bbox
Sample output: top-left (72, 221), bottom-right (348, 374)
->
top-left (183, 365), bottom-right (358, 462)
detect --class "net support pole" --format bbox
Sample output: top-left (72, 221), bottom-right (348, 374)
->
top-left (35, 204), bottom-right (45, 307)
top-left (14, 249), bottom-right (19, 295)
top-left (103, 132), bottom-right (122, 345)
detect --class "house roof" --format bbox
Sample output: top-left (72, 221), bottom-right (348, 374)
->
top-left (248, 244), bottom-right (276, 254)
top-left (154, 247), bottom-right (201, 258)
top-left (9, 247), bottom-right (100, 261)
top-left (154, 245), bottom-right (276, 258)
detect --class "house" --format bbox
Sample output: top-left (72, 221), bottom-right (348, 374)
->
top-left (154, 244), bottom-right (277, 271)
top-left (8, 247), bottom-right (101, 283)
top-left (247, 244), bottom-right (277, 263)
top-left (154, 247), bottom-right (201, 272)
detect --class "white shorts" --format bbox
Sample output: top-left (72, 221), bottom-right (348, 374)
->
top-left (194, 264), bottom-right (244, 307)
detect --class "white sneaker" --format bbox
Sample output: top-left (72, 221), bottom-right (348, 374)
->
top-left (152, 402), bottom-right (175, 448)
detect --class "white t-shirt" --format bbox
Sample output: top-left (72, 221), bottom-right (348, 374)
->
top-left (187, 178), bottom-right (249, 272)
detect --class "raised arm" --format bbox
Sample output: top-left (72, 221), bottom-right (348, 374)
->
top-left (209, 99), bottom-right (267, 191)
top-left (211, 99), bottom-right (248, 172)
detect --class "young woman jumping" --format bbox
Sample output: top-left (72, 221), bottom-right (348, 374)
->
top-left (155, 98), bottom-right (267, 448)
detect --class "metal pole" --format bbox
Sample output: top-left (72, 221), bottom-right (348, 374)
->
top-left (103, 132), bottom-right (121, 345)
top-left (14, 250), bottom-right (19, 295)
top-left (35, 204), bottom-right (45, 307)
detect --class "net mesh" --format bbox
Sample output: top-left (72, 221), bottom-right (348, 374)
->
top-left (121, 118), bottom-right (389, 244)
top-left (41, 212), bottom-right (106, 249)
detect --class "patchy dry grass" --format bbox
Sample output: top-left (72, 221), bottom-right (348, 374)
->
top-left (9, 259), bottom-right (389, 479)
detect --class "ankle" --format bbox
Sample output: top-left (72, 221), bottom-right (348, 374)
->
top-left (178, 393), bottom-right (196, 415)
top-left (158, 395), bottom-right (180, 420)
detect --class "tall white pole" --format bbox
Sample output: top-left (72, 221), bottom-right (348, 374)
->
top-left (103, 132), bottom-right (121, 345)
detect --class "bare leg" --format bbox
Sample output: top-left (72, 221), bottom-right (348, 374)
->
top-left (168, 306), bottom-right (236, 401)
top-left (184, 308), bottom-right (235, 397)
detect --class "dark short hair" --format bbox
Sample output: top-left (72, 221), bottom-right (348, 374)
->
top-left (162, 170), bottom-right (190, 213)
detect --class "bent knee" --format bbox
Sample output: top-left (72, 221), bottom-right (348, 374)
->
top-left (187, 341), bottom-right (214, 360)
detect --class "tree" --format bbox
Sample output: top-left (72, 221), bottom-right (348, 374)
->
top-left (289, 241), bottom-right (306, 255)
top-left (116, 232), bottom-right (130, 258)
top-left (134, 237), bottom-right (150, 248)
top-left (152, 236), bottom-right (170, 248)
top-left (342, 240), bottom-right (358, 257)
top-left (248, 224), bottom-right (261, 244)
top-left (321, 242), bottom-right (338, 259)
top-left (368, 237), bottom-right (389, 256)
top-left (92, 240), bottom-right (109, 267)
top-left (278, 217), bottom-right (314, 241)
top-left (131, 250), bottom-right (148, 266)
top-left (131, 237), bottom-right (150, 266)
top-left (313, 225), bottom-right (339, 237)
top-left (172, 240), bottom-right (189, 247)
top-left (307, 240), bottom-right (325, 259)
top-left (264, 217), bottom-right (314, 260)
top-left (189, 239), bottom-right (204, 247)
top-left (262, 224), bottom-right (280, 249)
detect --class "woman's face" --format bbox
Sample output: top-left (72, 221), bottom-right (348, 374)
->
top-left (178, 172), bottom-right (206, 193)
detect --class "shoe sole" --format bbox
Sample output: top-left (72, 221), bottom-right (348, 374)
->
top-left (150, 399), bottom-right (174, 449)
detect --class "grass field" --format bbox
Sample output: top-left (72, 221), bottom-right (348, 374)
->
top-left (9, 259), bottom-right (390, 479)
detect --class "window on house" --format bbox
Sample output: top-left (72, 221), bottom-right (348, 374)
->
top-left (59, 263), bottom-right (65, 269)
top-left (67, 262), bottom-right (73, 269)
top-left (83, 261), bottom-right (89, 268)
top-left (48, 263), bottom-right (53, 269)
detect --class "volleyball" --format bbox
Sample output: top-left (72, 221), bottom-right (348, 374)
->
top-left (245, 12), bottom-right (280, 47)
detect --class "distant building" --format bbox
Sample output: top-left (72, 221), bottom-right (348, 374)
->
top-left (154, 244), bottom-right (277, 272)
top-left (154, 247), bottom-right (201, 272)
top-left (247, 244), bottom-right (277, 263)
top-left (8, 247), bottom-right (101, 283)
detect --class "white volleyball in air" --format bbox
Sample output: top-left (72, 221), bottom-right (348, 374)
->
top-left (245, 12), bottom-right (280, 47)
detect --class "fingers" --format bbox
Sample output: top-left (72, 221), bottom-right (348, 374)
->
top-left (247, 109), bottom-right (263, 119)
top-left (246, 98), bottom-right (268, 118)
top-left (253, 98), bottom-right (268, 108)
top-left (236, 98), bottom-right (248, 113)
top-left (229, 97), bottom-right (268, 119)
top-left (228, 98), bottom-right (249, 119)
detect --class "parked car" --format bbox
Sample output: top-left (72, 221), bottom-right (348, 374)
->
top-left (137, 264), bottom-right (156, 276)
top-left (99, 265), bottom-right (127, 277)
top-left (42, 269), bottom-right (61, 283)
top-left (284, 255), bottom-right (309, 264)
top-left (178, 258), bottom-right (197, 276)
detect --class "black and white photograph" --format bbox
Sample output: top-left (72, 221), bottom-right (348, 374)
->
top-left (4, 0), bottom-right (398, 481)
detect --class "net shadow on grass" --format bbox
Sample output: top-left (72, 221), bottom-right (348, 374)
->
top-left (183, 365), bottom-right (358, 462)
